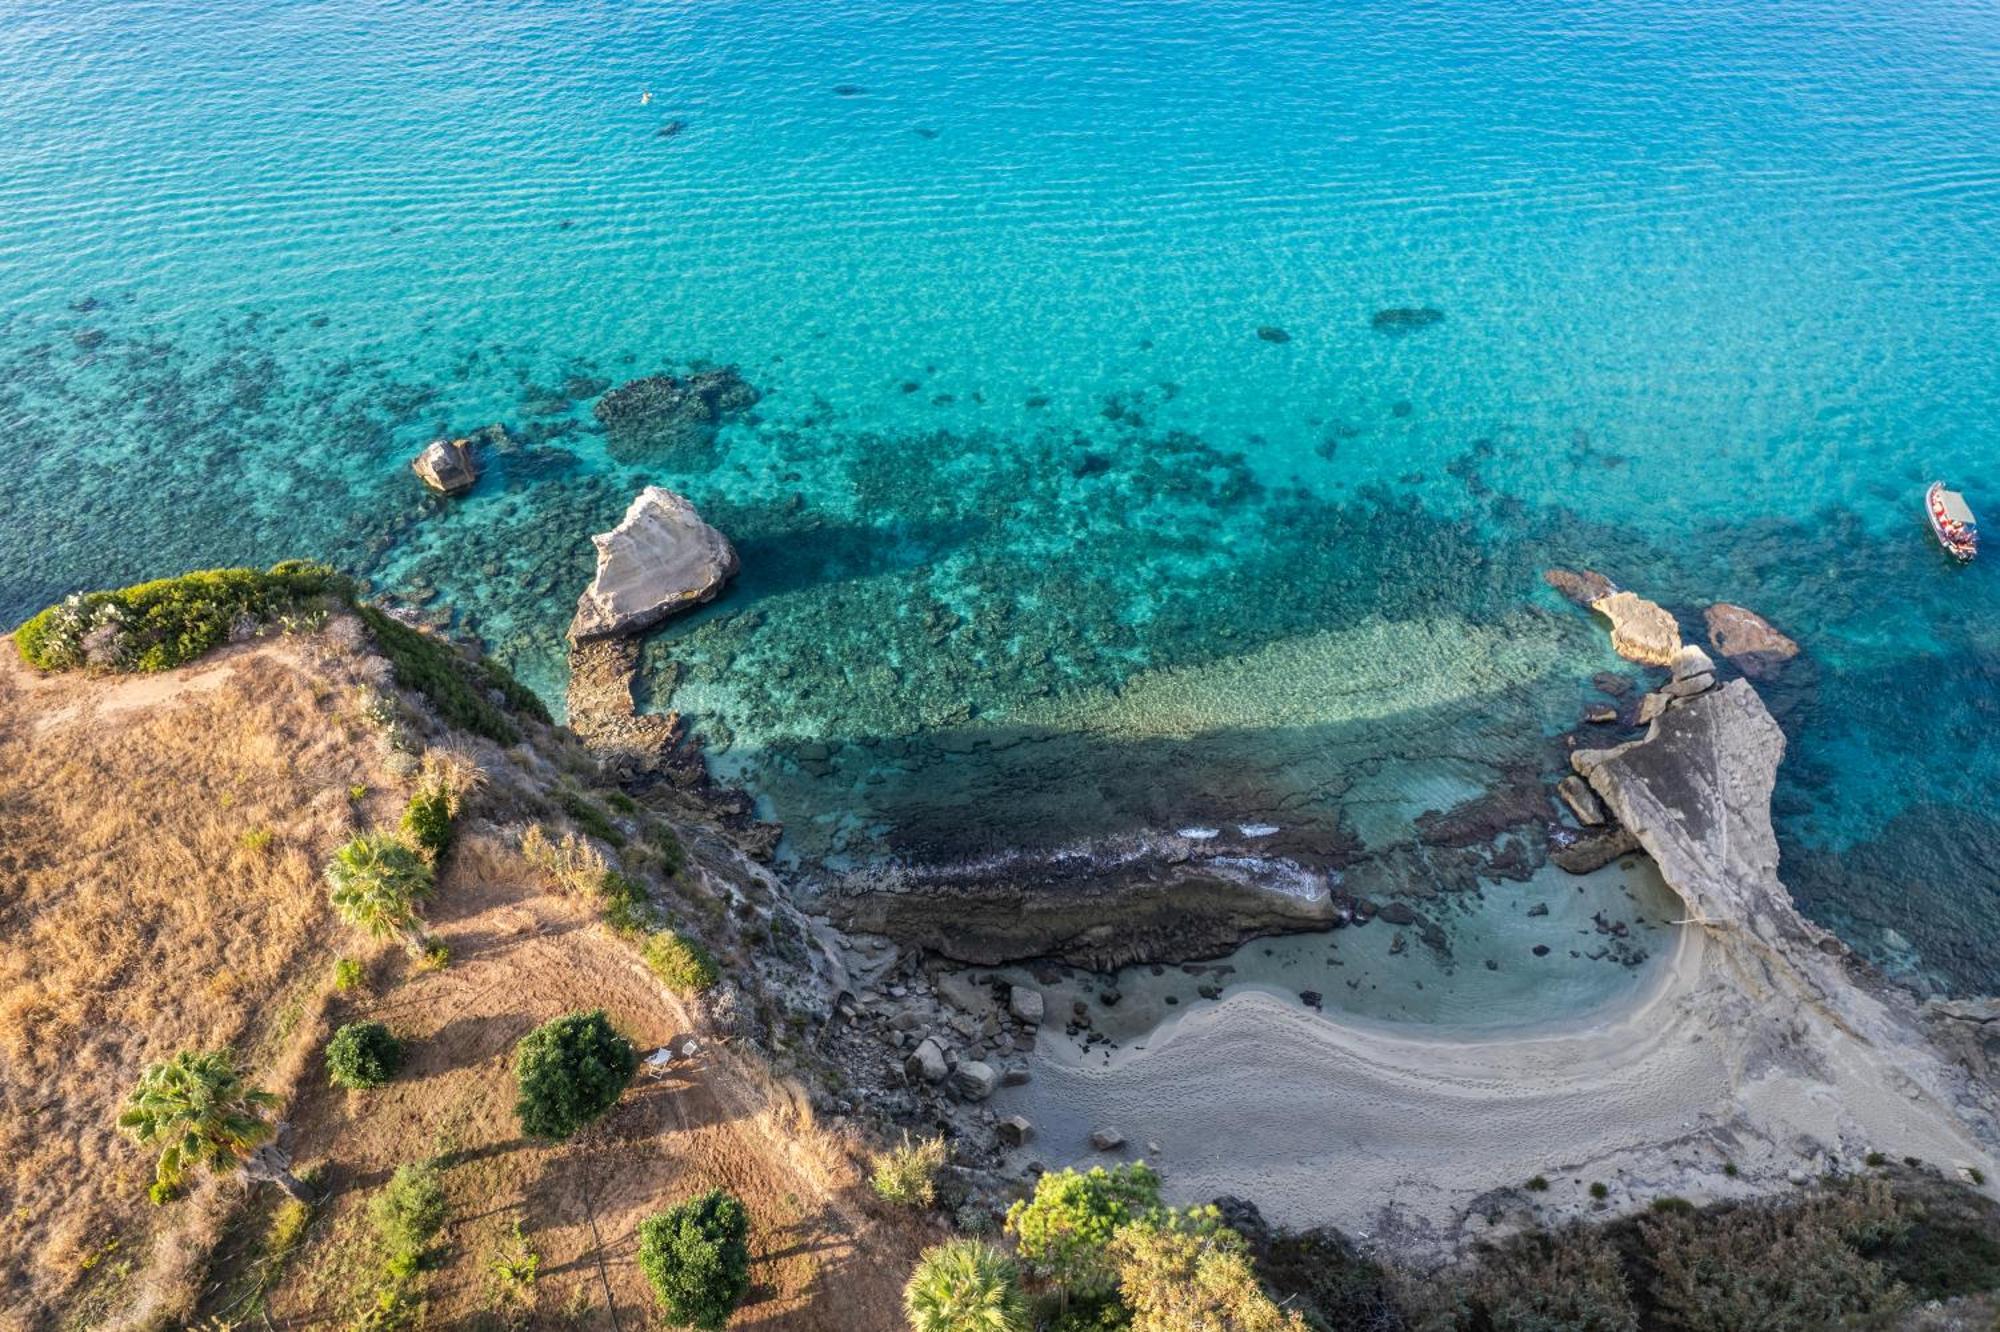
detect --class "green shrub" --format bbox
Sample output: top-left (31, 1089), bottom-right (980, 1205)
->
top-left (558, 789), bottom-right (625, 847)
top-left (1006, 1162), bottom-right (1163, 1298)
top-left (325, 834), bottom-right (434, 950)
top-left (871, 1133), bottom-right (949, 1208)
top-left (354, 606), bottom-right (545, 745)
top-left (240, 827), bottom-right (274, 854)
top-left (333, 957), bottom-right (365, 992)
top-left (1112, 1208), bottom-right (1308, 1331)
top-left (512, 1010), bottom-right (638, 1141)
top-left (1468, 1226), bottom-right (1637, 1332)
top-left (636, 1189), bottom-right (751, 1330)
top-left (598, 870), bottom-right (653, 936)
top-left (1590, 1182), bottom-right (1610, 1200)
top-left (400, 786), bottom-right (453, 859)
top-left (1650, 1196), bottom-right (1695, 1215)
top-left (1526, 1175), bottom-right (1549, 1192)
top-left (14, 561), bottom-right (350, 673)
top-left (417, 939), bottom-right (451, 972)
top-left (1641, 1180), bottom-right (1909, 1332)
top-left (651, 824), bottom-right (687, 877)
top-left (644, 931), bottom-right (719, 995)
top-left (326, 1021), bottom-right (403, 1090)
top-left (606, 791), bottom-right (638, 814)
top-left (370, 1163), bottom-right (447, 1261)
top-left (903, 1237), bottom-right (1031, 1332)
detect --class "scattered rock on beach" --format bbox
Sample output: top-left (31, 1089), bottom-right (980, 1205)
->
top-left (1705, 603), bottom-right (1800, 677)
top-left (998, 1115), bottom-right (1034, 1147)
top-left (569, 486), bottom-right (740, 641)
top-left (905, 1037), bottom-right (949, 1084)
top-left (952, 1060), bottom-right (997, 1101)
top-left (1008, 986), bottom-right (1044, 1026)
top-left (1090, 1127), bottom-right (1126, 1152)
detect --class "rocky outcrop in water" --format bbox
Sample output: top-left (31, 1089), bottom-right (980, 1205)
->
top-left (1542, 567), bottom-right (1615, 607)
top-left (569, 487), bottom-right (739, 642)
top-left (410, 432), bottom-right (483, 495)
top-left (594, 369), bottom-right (758, 463)
top-left (1590, 590), bottom-right (1681, 667)
top-left (1704, 602), bottom-right (1799, 677)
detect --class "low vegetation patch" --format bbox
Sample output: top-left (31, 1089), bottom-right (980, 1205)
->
top-left (512, 1009), bottom-right (638, 1141)
top-left (354, 605), bottom-right (546, 745)
top-left (636, 1189), bottom-right (752, 1331)
top-left (371, 1162), bottom-right (448, 1268)
top-left (872, 1133), bottom-right (950, 1209)
top-left (643, 929), bottom-right (719, 996)
top-left (14, 561), bottom-right (350, 672)
top-left (326, 1021), bottom-right (403, 1090)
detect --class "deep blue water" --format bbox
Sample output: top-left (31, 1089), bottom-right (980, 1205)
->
top-left (2, 0), bottom-right (1996, 1000)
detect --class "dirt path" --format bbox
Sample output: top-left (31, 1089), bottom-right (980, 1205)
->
top-left (273, 834), bottom-right (930, 1329)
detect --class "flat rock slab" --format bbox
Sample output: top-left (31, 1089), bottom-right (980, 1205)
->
top-left (570, 486), bottom-right (738, 642)
top-left (1590, 590), bottom-right (1682, 667)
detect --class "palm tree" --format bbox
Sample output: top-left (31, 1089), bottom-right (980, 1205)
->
top-left (904, 1239), bottom-right (1030, 1332)
top-left (118, 1049), bottom-right (309, 1201)
top-left (324, 833), bottom-right (435, 953)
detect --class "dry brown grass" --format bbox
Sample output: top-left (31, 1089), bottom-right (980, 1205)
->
top-left (0, 630), bottom-right (934, 1331)
top-left (261, 831), bottom-right (932, 1330)
top-left (0, 637), bottom-right (391, 1330)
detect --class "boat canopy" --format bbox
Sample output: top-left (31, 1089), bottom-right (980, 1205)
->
top-left (1938, 489), bottom-right (1977, 525)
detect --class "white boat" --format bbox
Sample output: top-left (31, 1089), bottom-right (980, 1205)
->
top-left (1926, 482), bottom-right (1978, 562)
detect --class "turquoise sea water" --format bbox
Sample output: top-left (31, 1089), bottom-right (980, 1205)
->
top-left (2, 1), bottom-right (1996, 997)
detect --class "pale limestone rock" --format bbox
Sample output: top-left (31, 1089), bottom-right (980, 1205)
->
top-left (569, 487), bottom-right (739, 641)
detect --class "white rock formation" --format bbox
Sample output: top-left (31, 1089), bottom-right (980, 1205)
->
top-left (569, 487), bottom-right (739, 642)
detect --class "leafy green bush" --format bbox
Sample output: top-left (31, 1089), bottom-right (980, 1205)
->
top-left (355, 606), bottom-right (546, 745)
top-left (325, 834), bottom-right (435, 950)
top-left (333, 956), bottom-right (365, 992)
top-left (903, 1238), bottom-right (1031, 1332)
top-left (14, 561), bottom-right (350, 673)
top-left (1112, 1207), bottom-right (1308, 1332)
top-left (871, 1133), bottom-right (949, 1208)
top-left (400, 786), bottom-right (453, 859)
top-left (326, 1021), bottom-right (403, 1090)
top-left (1006, 1162), bottom-right (1163, 1298)
top-left (651, 824), bottom-right (687, 877)
top-left (598, 870), bottom-right (653, 936)
top-left (513, 1010), bottom-right (638, 1141)
top-left (371, 1162), bottom-right (447, 1262)
top-left (558, 788), bottom-right (625, 847)
top-left (644, 930), bottom-right (719, 995)
top-left (636, 1189), bottom-right (751, 1330)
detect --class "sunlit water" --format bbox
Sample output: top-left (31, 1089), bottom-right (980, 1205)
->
top-left (2, 0), bottom-right (1996, 1008)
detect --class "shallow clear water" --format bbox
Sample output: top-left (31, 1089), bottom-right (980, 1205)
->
top-left (2, 1), bottom-right (1997, 996)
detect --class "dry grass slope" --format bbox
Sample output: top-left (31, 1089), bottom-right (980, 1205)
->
top-left (0, 625), bottom-right (930, 1331)
top-left (0, 639), bottom-right (383, 1329)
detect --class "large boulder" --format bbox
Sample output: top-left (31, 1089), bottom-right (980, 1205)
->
top-left (411, 436), bottom-right (479, 495)
top-left (1704, 603), bottom-right (1800, 677)
top-left (1590, 591), bottom-right (1682, 667)
top-left (569, 487), bottom-right (739, 642)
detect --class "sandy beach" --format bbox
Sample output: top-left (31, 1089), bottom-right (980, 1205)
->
top-left (996, 675), bottom-right (2000, 1261)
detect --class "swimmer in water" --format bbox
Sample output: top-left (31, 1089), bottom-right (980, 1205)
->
top-left (640, 90), bottom-right (653, 104)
